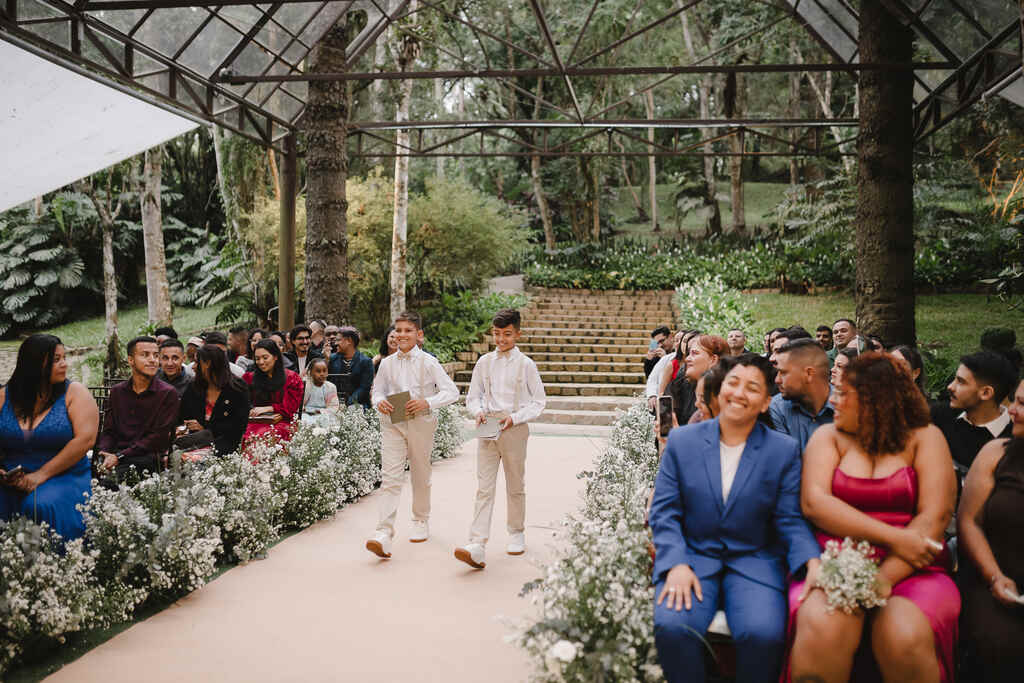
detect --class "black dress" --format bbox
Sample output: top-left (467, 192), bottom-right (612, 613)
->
top-left (961, 441), bottom-right (1024, 682)
top-left (178, 381), bottom-right (251, 456)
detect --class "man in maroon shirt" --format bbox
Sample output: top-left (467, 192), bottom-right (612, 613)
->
top-left (97, 336), bottom-right (179, 482)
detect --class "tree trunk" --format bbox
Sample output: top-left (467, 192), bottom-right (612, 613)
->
top-left (102, 222), bottom-right (121, 378)
top-left (531, 153), bottom-right (556, 249)
top-left (726, 67), bottom-right (746, 235)
top-left (855, 0), bottom-right (915, 345)
top-left (679, 5), bottom-right (721, 236)
top-left (141, 146), bottom-right (172, 326)
top-left (591, 169), bottom-right (601, 242)
top-left (304, 18), bottom-right (352, 325)
top-left (788, 38), bottom-right (801, 185)
top-left (390, 0), bottom-right (419, 319)
top-left (434, 76), bottom-right (445, 178)
top-left (645, 90), bottom-right (658, 232)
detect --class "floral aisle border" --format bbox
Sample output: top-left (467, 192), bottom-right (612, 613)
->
top-left (0, 405), bottom-right (464, 675)
top-left (513, 402), bottom-right (665, 682)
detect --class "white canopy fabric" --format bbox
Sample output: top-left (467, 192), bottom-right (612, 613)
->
top-left (0, 40), bottom-right (198, 212)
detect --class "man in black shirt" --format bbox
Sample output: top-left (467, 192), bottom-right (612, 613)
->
top-left (644, 326), bottom-right (673, 379)
top-left (931, 350), bottom-right (1017, 469)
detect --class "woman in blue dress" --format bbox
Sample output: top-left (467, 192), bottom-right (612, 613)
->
top-left (0, 334), bottom-right (98, 541)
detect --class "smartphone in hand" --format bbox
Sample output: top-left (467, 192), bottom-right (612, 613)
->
top-left (658, 395), bottom-right (674, 438)
top-left (0, 465), bottom-right (24, 480)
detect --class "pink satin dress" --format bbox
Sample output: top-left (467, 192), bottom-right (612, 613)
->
top-left (782, 466), bottom-right (960, 682)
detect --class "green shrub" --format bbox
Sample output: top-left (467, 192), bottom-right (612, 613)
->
top-left (420, 290), bottom-right (529, 362)
top-left (675, 275), bottom-right (756, 337)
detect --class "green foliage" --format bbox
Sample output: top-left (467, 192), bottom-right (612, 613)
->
top-left (675, 276), bottom-right (755, 337)
top-left (0, 201), bottom-right (88, 336)
top-left (420, 290), bottom-right (529, 363)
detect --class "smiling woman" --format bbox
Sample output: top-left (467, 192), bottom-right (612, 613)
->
top-left (649, 353), bottom-right (820, 683)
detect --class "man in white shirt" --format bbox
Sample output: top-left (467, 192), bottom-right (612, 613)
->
top-left (366, 311), bottom-right (459, 559)
top-left (646, 331), bottom-right (684, 411)
top-left (455, 309), bottom-right (546, 569)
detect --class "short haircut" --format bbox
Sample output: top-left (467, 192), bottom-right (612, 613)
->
top-left (816, 325), bottom-right (832, 334)
top-left (960, 350), bottom-right (1018, 404)
top-left (834, 317), bottom-right (857, 329)
top-left (728, 328), bottom-right (744, 334)
top-left (980, 327), bottom-right (1016, 351)
top-left (153, 326), bottom-right (178, 339)
top-left (338, 326), bottom-right (360, 346)
top-left (651, 326), bottom-right (671, 339)
top-left (395, 311), bottom-right (423, 330)
top-left (777, 338), bottom-right (829, 374)
top-left (229, 325), bottom-right (248, 336)
top-left (492, 308), bottom-right (521, 330)
top-left (203, 331), bottom-right (228, 347)
top-left (720, 352), bottom-right (775, 390)
top-left (159, 338), bottom-right (184, 352)
top-left (290, 324), bottom-right (312, 340)
top-left (770, 327), bottom-right (788, 336)
top-left (783, 326), bottom-right (813, 341)
top-left (127, 335), bottom-right (158, 357)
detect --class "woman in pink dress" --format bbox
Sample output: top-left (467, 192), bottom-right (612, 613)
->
top-left (785, 352), bottom-right (959, 682)
top-left (242, 339), bottom-right (303, 444)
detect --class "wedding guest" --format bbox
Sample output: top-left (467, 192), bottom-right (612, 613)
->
top-left (302, 358), bottom-right (340, 419)
top-left (646, 331), bottom-right (686, 413)
top-left (228, 326), bottom-right (253, 370)
top-left (830, 347), bottom-right (858, 387)
top-left (284, 324), bottom-right (322, 377)
top-left (816, 325), bottom-right (834, 351)
top-left (645, 326), bottom-right (673, 378)
top-left (651, 353), bottom-right (820, 683)
top-left (97, 336), bottom-right (180, 481)
top-left (309, 320), bottom-right (327, 357)
top-left (154, 326), bottom-right (178, 345)
top-left (958, 377), bottom-right (1024, 682)
top-left (0, 335), bottom-right (97, 542)
top-left (726, 328), bottom-right (749, 356)
top-left (248, 329), bottom-right (267, 360)
top-left (185, 336), bottom-right (203, 364)
top-left (242, 339), bottom-right (303, 443)
top-left (372, 324), bottom-right (399, 375)
top-left (197, 331), bottom-right (245, 378)
top-left (664, 334), bottom-right (726, 426)
top-left (787, 352), bottom-right (959, 683)
top-left (156, 338), bottom-right (193, 397)
top-left (890, 344), bottom-right (926, 394)
top-left (328, 326), bottom-right (374, 408)
top-left (269, 331), bottom-right (296, 371)
top-left (178, 344), bottom-right (250, 457)
top-left (770, 339), bottom-right (834, 453)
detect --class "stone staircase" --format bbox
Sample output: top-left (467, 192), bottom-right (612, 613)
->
top-left (455, 288), bottom-right (677, 426)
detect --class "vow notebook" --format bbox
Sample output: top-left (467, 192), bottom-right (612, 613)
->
top-left (473, 417), bottom-right (502, 440)
top-left (387, 391), bottom-right (411, 423)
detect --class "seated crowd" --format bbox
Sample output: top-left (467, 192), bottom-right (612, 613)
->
top-left (0, 319), bottom-right (380, 541)
top-left (644, 319), bottom-right (1023, 682)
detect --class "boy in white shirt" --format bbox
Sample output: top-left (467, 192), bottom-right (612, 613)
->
top-left (455, 309), bottom-right (546, 569)
top-left (366, 311), bottom-right (459, 559)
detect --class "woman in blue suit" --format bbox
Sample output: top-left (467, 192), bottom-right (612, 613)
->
top-left (650, 353), bottom-right (821, 683)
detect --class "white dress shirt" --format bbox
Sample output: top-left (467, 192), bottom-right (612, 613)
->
top-left (720, 440), bottom-right (746, 502)
top-left (371, 345), bottom-right (459, 412)
top-left (646, 353), bottom-right (675, 398)
top-left (465, 347), bottom-right (546, 425)
top-left (957, 406), bottom-right (1011, 438)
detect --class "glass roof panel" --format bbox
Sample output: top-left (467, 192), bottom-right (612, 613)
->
top-left (784, 0), bottom-right (858, 63)
top-left (86, 9), bottom-right (148, 36)
top-left (215, 4), bottom-right (265, 36)
top-left (24, 20), bottom-right (70, 51)
top-left (256, 21), bottom-right (300, 67)
top-left (918, 2), bottom-right (988, 60)
top-left (135, 7), bottom-right (211, 60)
top-left (274, 2), bottom-right (327, 37)
top-left (231, 37), bottom-right (276, 76)
top-left (19, 0), bottom-right (64, 21)
top-left (177, 16), bottom-right (244, 77)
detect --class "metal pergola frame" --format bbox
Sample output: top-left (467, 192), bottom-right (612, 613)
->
top-left (2, 0), bottom-right (1018, 160)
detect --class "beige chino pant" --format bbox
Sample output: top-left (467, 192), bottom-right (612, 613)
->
top-left (469, 415), bottom-right (529, 545)
top-left (377, 413), bottom-right (437, 538)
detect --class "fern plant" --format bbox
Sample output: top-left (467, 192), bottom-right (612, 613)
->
top-left (0, 205), bottom-right (86, 337)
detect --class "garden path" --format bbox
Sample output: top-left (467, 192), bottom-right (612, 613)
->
top-left (45, 431), bottom-right (605, 683)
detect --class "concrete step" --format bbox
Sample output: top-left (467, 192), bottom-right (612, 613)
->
top-left (526, 352), bottom-right (638, 363)
top-left (521, 326), bottom-right (654, 337)
top-left (518, 334), bottom-right (648, 346)
top-left (514, 342), bottom-right (649, 355)
top-left (458, 381), bottom-right (644, 397)
top-left (533, 409), bottom-right (620, 426)
top-left (455, 369), bottom-right (645, 384)
top-left (544, 395), bottom-right (638, 411)
top-left (522, 320), bottom-right (668, 331)
top-left (527, 301), bottom-right (673, 310)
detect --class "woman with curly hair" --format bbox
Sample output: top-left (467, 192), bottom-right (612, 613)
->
top-left (785, 352), bottom-right (959, 682)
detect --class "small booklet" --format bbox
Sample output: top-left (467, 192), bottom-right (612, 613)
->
top-left (473, 417), bottom-right (502, 440)
top-left (387, 391), bottom-right (412, 423)
top-left (1004, 588), bottom-right (1024, 605)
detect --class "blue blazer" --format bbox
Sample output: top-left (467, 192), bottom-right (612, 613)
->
top-left (650, 418), bottom-right (819, 589)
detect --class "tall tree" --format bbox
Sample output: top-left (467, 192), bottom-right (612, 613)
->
top-left (390, 0), bottom-right (419, 318)
top-left (855, 0), bottom-right (915, 344)
top-left (724, 62), bottom-right (746, 234)
top-left (304, 16), bottom-right (352, 324)
top-left (645, 89), bottom-right (659, 232)
top-left (141, 146), bottom-right (172, 326)
top-left (530, 78), bottom-right (556, 249)
top-left (80, 173), bottom-right (125, 378)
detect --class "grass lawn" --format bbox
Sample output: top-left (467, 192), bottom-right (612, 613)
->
top-left (608, 180), bottom-right (785, 239)
top-left (0, 304), bottom-right (227, 352)
top-left (749, 292), bottom-right (1024, 358)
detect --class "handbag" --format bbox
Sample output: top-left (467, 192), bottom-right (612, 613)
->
top-left (174, 429), bottom-right (215, 451)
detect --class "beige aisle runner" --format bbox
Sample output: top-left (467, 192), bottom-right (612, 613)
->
top-left (46, 433), bottom-right (603, 683)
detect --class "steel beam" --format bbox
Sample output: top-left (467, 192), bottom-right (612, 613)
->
top-left (347, 117), bottom-right (859, 131)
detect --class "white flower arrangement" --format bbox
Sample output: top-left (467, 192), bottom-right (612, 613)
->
top-left (2, 404), bottom-right (465, 675)
top-left (513, 402), bottom-right (663, 682)
top-left (816, 537), bottom-right (887, 614)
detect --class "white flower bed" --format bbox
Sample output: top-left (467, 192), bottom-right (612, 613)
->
top-left (0, 405), bottom-right (464, 675)
top-left (514, 402), bottom-right (665, 682)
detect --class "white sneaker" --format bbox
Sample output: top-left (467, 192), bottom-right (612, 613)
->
top-left (409, 520), bottom-right (429, 543)
top-left (454, 542), bottom-right (486, 569)
top-left (506, 532), bottom-right (526, 555)
top-left (365, 531), bottom-right (392, 559)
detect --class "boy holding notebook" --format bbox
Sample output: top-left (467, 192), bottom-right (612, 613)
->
top-left (366, 311), bottom-right (459, 559)
top-left (455, 309), bottom-right (546, 569)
